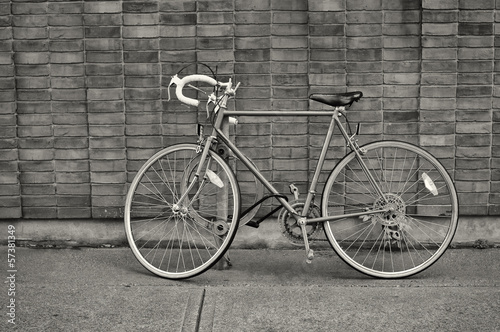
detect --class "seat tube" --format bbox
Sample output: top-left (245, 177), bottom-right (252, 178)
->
top-left (302, 112), bottom-right (338, 215)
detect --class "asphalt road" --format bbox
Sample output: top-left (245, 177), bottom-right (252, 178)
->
top-left (1, 247), bottom-right (499, 331)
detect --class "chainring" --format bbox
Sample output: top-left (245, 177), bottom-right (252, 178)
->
top-left (278, 200), bottom-right (322, 246)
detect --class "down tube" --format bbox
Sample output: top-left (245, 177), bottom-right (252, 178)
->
top-left (215, 128), bottom-right (298, 215)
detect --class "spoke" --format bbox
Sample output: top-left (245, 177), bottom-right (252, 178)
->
top-left (337, 221), bottom-right (375, 251)
top-left (328, 192), bottom-right (370, 212)
top-left (166, 153), bottom-right (179, 201)
top-left (371, 231), bottom-right (387, 271)
top-left (342, 179), bottom-right (377, 204)
top-left (398, 161), bottom-right (428, 197)
top-left (139, 216), bottom-right (175, 257)
top-left (397, 151), bottom-right (418, 197)
top-left (129, 210), bottom-right (169, 227)
top-left (360, 226), bottom-right (385, 267)
top-left (159, 155), bottom-right (181, 202)
top-left (345, 164), bottom-right (379, 200)
top-left (405, 184), bottom-right (450, 207)
top-left (184, 217), bottom-right (220, 250)
top-left (165, 218), bottom-right (177, 271)
top-left (330, 219), bottom-right (373, 243)
top-left (174, 217), bottom-right (184, 272)
top-left (389, 148), bottom-right (398, 193)
top-left (401, 231), bottom-right (419, 267)
top-left (156, 218), bottom-right (172, 270)
top-left (137, 175), bottom-right (169, 205)
top-left (134, 216), bottom-right (173, 243)
top-left (402, 224), bottom-right (438, 256)
top-left (149, 165), bottom-right (175, 201)
top-left (373, 148), bottom-right (390, 193)
top-left (407, 215), bottom-right (449, 238)
top-left (183, 216), bottom-right (204, 269)
top-left (395, 149), bottom-right (409, 196)
top-left (351, 220), bottom-right (378, 260)
top-left (132, 192), bottom-right (172, 208)
top-left (407, 215), bottom-right (452, 228)
top-left (131, 199), bottom-right (171, 208)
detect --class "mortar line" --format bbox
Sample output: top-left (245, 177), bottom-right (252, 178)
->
top-left (10, 0), bottom-right (22, 218)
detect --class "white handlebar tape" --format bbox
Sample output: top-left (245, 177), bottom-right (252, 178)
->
top-left (175, 75), bottom-right (217, 107)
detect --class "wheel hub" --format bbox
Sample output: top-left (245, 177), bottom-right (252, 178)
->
top-left (172, 204), bottom-right (189, 217)
top-left (372, 194), bottom-right (406, 226)
top-left (372, 194), bottom-right (409, 248)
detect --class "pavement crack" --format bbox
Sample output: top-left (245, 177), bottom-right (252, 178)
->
top-left (180, 288), bottom-right (207, 332)
top-left (194, 288), bottom-right (206, 332)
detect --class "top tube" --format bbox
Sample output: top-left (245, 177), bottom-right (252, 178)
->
top-left (224, 110), bottom-right (338, 116)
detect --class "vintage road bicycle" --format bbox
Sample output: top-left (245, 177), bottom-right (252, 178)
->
top-left (124, 67), bottom-right (459, 280)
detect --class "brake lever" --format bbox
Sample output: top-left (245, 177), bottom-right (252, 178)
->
top-left (206, 93), bottom-right (217, 118)
top-left (233, 82), bottom-right (241, 93)
top-left (167, 75), bottom-right (182, 101)
top-left (227, 81), bottom-right (240, 99)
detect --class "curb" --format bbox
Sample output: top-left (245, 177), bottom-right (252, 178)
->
top-left (2, 216), bottom-right (500, 249)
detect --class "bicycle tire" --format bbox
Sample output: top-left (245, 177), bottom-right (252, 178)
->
top-left (322, 141), bottom-right (458, 278)
top-left (124, 143), bottom-right (241, 279)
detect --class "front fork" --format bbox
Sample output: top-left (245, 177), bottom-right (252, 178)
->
top-left (178, 102), bottom-right (226, 207)
top-left (175, 135), bottom-right (215, 209)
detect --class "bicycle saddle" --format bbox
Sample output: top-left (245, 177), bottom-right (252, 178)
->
top-left (309, 91), bottom-right (363, 107)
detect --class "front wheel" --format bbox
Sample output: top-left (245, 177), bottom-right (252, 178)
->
top-left (124, 144), bottom-right (240, 279)
top-left (322, 141), bottom-right (458, 278)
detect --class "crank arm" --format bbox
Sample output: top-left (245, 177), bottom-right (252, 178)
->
top-left (297, 216), bottom-right (314, 263)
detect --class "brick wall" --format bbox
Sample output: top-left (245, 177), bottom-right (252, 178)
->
top-left (0, 0), bottom-right (499, 219)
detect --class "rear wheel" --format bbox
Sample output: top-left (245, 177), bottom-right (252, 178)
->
top-left (322, 141), bottom-right (458, 278)
top-left (124, 144), bottom-right (240, 279)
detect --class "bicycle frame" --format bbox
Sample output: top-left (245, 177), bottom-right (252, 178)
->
top-left (195, 106), bottom-right (389, 226)
top-left (125, 72), bottom-right (459, 278)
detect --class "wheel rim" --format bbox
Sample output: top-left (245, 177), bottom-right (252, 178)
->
top-left (124, 144), bottom-right (240, 279)
top-left (322, 141), bottom-right (458, 278)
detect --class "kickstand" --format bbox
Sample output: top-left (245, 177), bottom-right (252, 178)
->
top-left (215, 252), bottom-right (232, 270)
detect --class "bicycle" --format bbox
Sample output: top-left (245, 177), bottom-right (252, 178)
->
top-left (124, 67), bottom-right (459, 280)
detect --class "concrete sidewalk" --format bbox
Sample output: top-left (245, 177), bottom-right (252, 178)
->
top-left (1, 246), bottom-right (499, 331)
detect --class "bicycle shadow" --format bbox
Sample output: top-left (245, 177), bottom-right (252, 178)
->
top-left (121, 248), bottom-right (439, 287)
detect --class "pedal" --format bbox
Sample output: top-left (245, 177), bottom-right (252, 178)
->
top-left (245, 220), bottom-right (260, 228)
top-left (306, 249), bottom-right (314, 264)
top-left (289, 184), bottom-right (299, 201)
